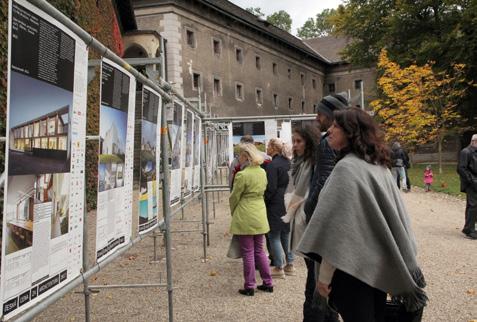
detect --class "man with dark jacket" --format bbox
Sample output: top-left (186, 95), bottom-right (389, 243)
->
top-left (457, 134), bottom-right (477, 240)
top-left (302, 92), bottom-right (348, 322)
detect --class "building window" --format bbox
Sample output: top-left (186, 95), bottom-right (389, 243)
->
top-left (301, 73), bottom-right (305, 86)
top-left (301, 101), bottom-right (305, 112)
top-left (236, 47), bottom-right (243, 64)
top-left (273, 94), bottom-right (278, 108)
top-left (287, 68), bottom-right (291, 79)
top-left (256, 88), bottom-right (263, 105)
top-left (312, 79), bottom-right (316, 89)
top-left (235, 83), bottom-right (244, 101)
top-left (213, 77), bottom-right (222, 96)
top-left (313, 104), bottom-right (317, 112)
top-left (192, 72), bottom-right (201, 90)
top-left (288, 97), bottom-right (293, 110)
top-left (355, 79), bottom-right (363, 90)
top-left (186, 29), bottom-right (196, 48)
top-left (212, 38), bottom-right (221, 56)
top-left (328, 83), bottom-right (335, 93)
top-left (255, 56), bottom-right (261, 70)
top-left (273, 63), bottom-right (278, 75)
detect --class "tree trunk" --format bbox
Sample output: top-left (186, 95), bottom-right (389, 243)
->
top-left (438, 134), bottom-right (443, 175)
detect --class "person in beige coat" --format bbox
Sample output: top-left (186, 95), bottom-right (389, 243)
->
top-left (229, 143), bottom-right (273, 296)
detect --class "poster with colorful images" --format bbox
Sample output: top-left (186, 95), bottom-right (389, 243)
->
top-left (192, 116), bottom-right (202, 192)
top-left (96, 58), bottom-right (135, 262)
top-left (138, 86), bottom-right (161, 234)
top-left (183, 110), bottom-right (194, 198)
top-left (167, 101), bottom-right (184, 206)
top-left (229, 120), bottom-right (277, 163)
top-left (1, 0), bottom-right (88, 318)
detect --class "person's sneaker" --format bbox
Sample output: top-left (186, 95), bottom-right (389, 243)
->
top-left (465, 232), bottom-right (477, 240)
top-left (271, 267), bottom-right (285, 279)
top-left (257, 284), bottom-right (274, 293)
top-left (284, 264), bottom-right (296, 276)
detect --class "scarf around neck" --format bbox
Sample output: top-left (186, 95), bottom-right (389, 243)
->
top-left (297, 153), bottom-right (427, 312)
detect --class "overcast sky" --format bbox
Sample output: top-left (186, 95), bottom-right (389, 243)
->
top-left (229, 0), bottom-right (344, 36)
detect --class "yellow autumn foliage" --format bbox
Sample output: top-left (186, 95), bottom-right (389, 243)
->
top-left (371, 49), bottom-right (467, 148)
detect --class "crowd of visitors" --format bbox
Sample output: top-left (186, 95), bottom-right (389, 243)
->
top-left (226, 92), bottom-right (476, 321)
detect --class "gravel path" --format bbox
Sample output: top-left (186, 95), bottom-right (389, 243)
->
top-left (31, 189), bottom-right (476, 322)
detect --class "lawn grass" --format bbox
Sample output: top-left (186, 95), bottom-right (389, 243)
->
top-left (407, 163), bottom-right (464, 197)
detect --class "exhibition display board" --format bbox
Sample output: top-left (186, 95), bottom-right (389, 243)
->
top-left (183, 110), bottom-right (194, 198)
top-left (229, 120), bottom-right (278, 160)
top-left (192, 116), bottom-right (201, 192)
top-left (95, 58), bottom-right (136, 262)
top-left (167, 101), bottom-right (185, 206)
top-left (138, 86), bottom-right (162, 234)
top-left (1, 0), bottom-right (88, 318)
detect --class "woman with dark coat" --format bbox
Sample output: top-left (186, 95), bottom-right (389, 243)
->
top-left (265, 138), bottom-right (292, 278)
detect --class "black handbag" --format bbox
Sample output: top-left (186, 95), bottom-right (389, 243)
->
top-left (385, 297), bottom-right (423, 322)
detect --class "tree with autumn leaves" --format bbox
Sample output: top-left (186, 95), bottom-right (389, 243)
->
top-left (371, 49), bottom-right (471, 173)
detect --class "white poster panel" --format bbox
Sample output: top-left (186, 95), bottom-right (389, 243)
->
top-left (228, 123), bottom-right (234, 166)
top-left (280, 121), bottom-right (292, 146)
top-left (1, 0), bottom-right (87, 318)
top-left (192, 116), bottom-right (201, 192)
top-left (138, 86), bottom-right (161, 234)
top-left (264, 119), bottom-right (278, 147)
top-left (182, 110), bottom-right (194, 198)
top-left (167, 101), bottom-right (184, 206)
top-left (95, 58), bottom-right (135, 262)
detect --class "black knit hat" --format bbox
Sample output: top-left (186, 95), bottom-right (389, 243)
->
top-left (316, 92), bottom-right (349, 118)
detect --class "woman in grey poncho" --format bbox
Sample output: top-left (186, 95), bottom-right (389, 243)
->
top-left (297, 108), bottom-right (427, 322)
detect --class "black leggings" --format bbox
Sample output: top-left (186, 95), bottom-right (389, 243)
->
top-left (329, 270), bottom-right (386, 322)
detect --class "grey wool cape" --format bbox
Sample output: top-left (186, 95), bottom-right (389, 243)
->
top-left (297, 153), bottom-right (427, 312)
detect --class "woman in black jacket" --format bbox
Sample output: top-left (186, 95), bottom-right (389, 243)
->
top-left (265, 138), bottom-right (292, 278)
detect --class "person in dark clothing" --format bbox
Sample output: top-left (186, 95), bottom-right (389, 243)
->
top-left (302, 92), bottom-right (349, 322)
top-left (265, 138), bottom-right (292, 278)
top-left (397, 148), bottom-right (412, 191)
top-left (457, 134), bottom-right (477, 240)
top-left (391, 142), bottom-right (409, 192)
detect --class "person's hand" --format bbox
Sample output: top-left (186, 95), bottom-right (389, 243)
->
top-left (317, 281), bottom-right (331, 298)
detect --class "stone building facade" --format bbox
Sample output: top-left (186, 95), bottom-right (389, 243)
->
top-left (132, 0), bottom-right (330, 116)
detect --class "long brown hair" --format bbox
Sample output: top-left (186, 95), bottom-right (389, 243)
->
top-left (333, 108), bottom-right (391, 167)
top-left (292, 125), bottom-right (321, 165)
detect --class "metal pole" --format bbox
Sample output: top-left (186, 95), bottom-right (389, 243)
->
top-left (200, 125), bottom-right (208, 261)
top-left (29, 0), bottom-right (204, 118)
top-left (160, 97), bottom-right (174, 322)
top-left (204, 130), bottom-right (211, 247)
top-left (204, 114), bottom-right (316, 122)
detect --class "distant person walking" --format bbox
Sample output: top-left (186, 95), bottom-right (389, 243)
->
top-left (457, 134), bottom-right (477, 240)
top-left (302, 92), bottom-right (349, 322)
top-left (423, 165), bottom-right (434, 192)
top-left (391, 142), bottom-right (408, 192)
top-left (397, 148), bottom-right (412, 191)
top-left (229, 143), bottom-right (273, 296)
top-left (264, 138), bottom-right (292, 278)
top-left (298, 108), bottom-right (427, 322)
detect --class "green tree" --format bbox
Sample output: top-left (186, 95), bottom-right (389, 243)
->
top-left (297, 8), bottom-right (337, 39)
top-left (267, 10), bottom-right (292, 33)
top-left (245, 7), bottom-right (264, 18)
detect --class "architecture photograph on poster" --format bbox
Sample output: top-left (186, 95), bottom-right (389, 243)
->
top-left (95, 58), bottom-right (135, 262)
top-left (2, 1), bottom-right (88, 318)
top-left (138, 87), bottom-right (160, 233)
top-left (232, 121), bottom-right (266, 155)
top-left (8, 72), bottom-right (71, 176)
top-left (98, 105), bottom-right (127, 192)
